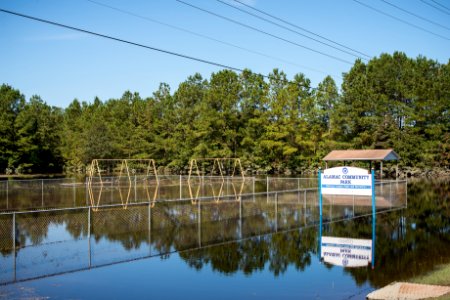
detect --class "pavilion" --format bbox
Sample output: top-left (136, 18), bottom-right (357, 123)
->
top-left (323, 149), bottom-right (400, 178)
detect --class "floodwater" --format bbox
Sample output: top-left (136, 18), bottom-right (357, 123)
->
top-left (0, 177), bottom-right (448, 299)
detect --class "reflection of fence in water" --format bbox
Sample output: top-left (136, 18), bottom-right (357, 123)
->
top-left (0, 179), bottom-right (407, 285)
top-left (0, 209), bottom-right (89, 284)
top-left (0, 189), bottom-right (320, 285)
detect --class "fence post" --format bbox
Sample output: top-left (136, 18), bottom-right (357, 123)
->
top-left (252, 177), bottom-right (255, 202)
top-left (12, 212), bottom-right (16, 281)
top-left (73, 178), bottom-right (76, 207)
top-left (405, 180), bottom-right (408, 208)
top-left (389, 182), bottom-right (392, 207)
top-left (239, 196), bottom-right (243, 239)
top-left (12, 212), bottom-right (16, 254)
top-left (304, 189), bottom-right (307, 208)
top-left (41, 179), bottom-right (44, 208)
top-left (179, 175), bottom-right (182, 200)
top-left (85, 177), bottom-right (88, 206)
top-left (111, 179), bottom-right (113, 204)
top-left (198, 200), bottom-right (202, 248)
top-left (148, 202), bottom-right (151, 255)
top-left (275, 192), bottom-right (278, 232)
top-left (134, 175), bottom-right (137, 203)
top-left (6, 180), bottom-right (9, 210)
top-left (88, 206), bottom-right (91, 268)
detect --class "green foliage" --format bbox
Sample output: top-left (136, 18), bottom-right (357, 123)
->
top-left (0, 52), bottom-right (448, 174)
top-left (0, 84), bottom-right (25, 171)
top-left (14, 96), bottom-right (63, 173)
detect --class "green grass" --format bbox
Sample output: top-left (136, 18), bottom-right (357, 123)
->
top-left (412, 263), bottom-right (450, 286)
top-left (410, 264), bottom-right (450, 300)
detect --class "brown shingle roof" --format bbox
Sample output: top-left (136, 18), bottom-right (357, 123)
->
top-left (323, 149), bottom-right (400, 161)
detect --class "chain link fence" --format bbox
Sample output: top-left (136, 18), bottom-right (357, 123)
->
top-left (0, 177), bottom-right (407, 285)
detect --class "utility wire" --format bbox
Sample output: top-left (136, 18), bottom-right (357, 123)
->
top-left (85, 0), bottom-right (326, 74)
top-left (216, 0), bottom-right (368, 61)
top-left (176, 0), bottom-right (353, 65)
top-left (351, 0), bottom-right (450, 41)
top-left (431, 0), bottom-right (450, 11)
top-left (232, 0), bottom-right (371, 59)
top-left (0, 8), bottom-right (245, 72)
top-left (0, 8), bottom-right (322, 90)
top-left (420, 0), bottom-right (450, 15)
top-left (379, 0), bottom-right (450, 31)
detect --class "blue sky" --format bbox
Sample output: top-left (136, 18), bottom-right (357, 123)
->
top-left (0, 0), bottom-right (449, 108)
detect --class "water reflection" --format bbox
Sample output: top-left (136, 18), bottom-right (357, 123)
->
top-left (0, 178), bottom-right (447, 291)
top-left (320, 236), bottom-right (372, 267)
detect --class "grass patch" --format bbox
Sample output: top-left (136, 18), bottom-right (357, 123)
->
top-left (411, 263), bottom-right (450, 286)
top-left (410, 264), bottom-right (450, 300)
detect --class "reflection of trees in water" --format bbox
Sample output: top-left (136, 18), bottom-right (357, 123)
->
top-left (15, 210), bottom-right (87, 248)
top-left (176, 179), bottom-right (449, 281)
top-left (0, 215), bottom-right (14, 256)
top-left (334, 178), bottom-right (450, 288)
top-left (91, 207), bottom-right (148, 250)
top-left (178, 226), bottom-right (318, 277)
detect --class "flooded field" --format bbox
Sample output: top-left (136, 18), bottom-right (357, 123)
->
top-left (0, 177), bottom-right (448, 299)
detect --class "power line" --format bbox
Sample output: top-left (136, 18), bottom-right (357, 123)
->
top-left (215, 0), bottom-right (369, 61)
top-left (0, 8), bottom-right (323, 90)
top-left (351, 0), bottom-right (450, 41)
top-left (379, 0), bottom-right (450, 31)
top-left (85, 0), bottom-right (327, 75)
top-left (176, 0), bottom-right (354, 65)
top-left (232, 0), bottom-right (371, 59)
top-left (420, 0), bottom-right (450, 15)
top-left (431, 0), bottom-right (450, 11)
top-left (0, 8), bottom-right (245, 72)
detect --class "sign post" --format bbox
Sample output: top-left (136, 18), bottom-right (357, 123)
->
top-left (318, 168), bottom-right (323, 260)
top-left (318, 166), bottom-right (376, 268)
top-left (371, 168), bottom-right (375, 269)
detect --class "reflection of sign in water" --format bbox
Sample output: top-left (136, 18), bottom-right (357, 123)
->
top-left (321, 236), bottom-right (372, 267)
top-left (321, 166), bottom-right (372, 196)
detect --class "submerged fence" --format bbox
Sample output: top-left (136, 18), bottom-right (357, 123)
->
top-left (0, 176), bottom-right (318, 212)
top-left (0, 176), bottom-right (407, 285)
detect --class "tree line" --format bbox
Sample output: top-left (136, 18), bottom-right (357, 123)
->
top-left (0, 52), bottom-right (449, 174)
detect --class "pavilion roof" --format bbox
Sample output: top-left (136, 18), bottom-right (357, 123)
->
top-left (323, 149), bottom-right (400, 161)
